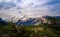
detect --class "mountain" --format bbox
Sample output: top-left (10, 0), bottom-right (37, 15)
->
top-left (0, 18), bottom-right (8, 25)
top-left (16, 16), bottom-right (60, 25)
top-left (0, 16), bottom-right (60, 26)
top-left (54, 16), bottom-right (60, 20)
top-left (45, 16), bottom-right (60, 20)
top-left (16, 18), bottom-right (39, 25)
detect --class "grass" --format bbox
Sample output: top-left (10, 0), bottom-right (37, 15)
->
top-left (0, 23), bottom-right (60, 37)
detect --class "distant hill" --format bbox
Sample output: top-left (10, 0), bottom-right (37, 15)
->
top-left (0, 18), bottom-right (7, 25)
top-left (43, 16), bottom-right (60, 19)
top-left (53, 16), bottom-right (60, 20)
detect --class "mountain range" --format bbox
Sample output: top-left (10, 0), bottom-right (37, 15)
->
top-left (0, 16), bottom-right (60, 25)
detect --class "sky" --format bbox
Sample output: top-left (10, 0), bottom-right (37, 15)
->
top-left (0, 0), bottom-right (60, 20)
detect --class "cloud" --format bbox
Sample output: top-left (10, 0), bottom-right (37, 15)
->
top-left (43, 0), bottom-right (60, 16)
top-left (17, 0), bottom-right (21, 2)
top-left (0, 2), bottom-right (16, 10)
top-left (0, 0), bottom-right (60, 20)
top-left (20, 0), bottom-right (60, 17)
top-left (45, 0), bottom-right (60, 5)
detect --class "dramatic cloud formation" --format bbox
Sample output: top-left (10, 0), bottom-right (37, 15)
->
top-left (20, 0), bottom-right (60, 17)
top-left (0, 0), bottom-right (60, 20)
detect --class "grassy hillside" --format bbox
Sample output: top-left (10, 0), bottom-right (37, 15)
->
top-left (0, 22), bottom-right (60, 37)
